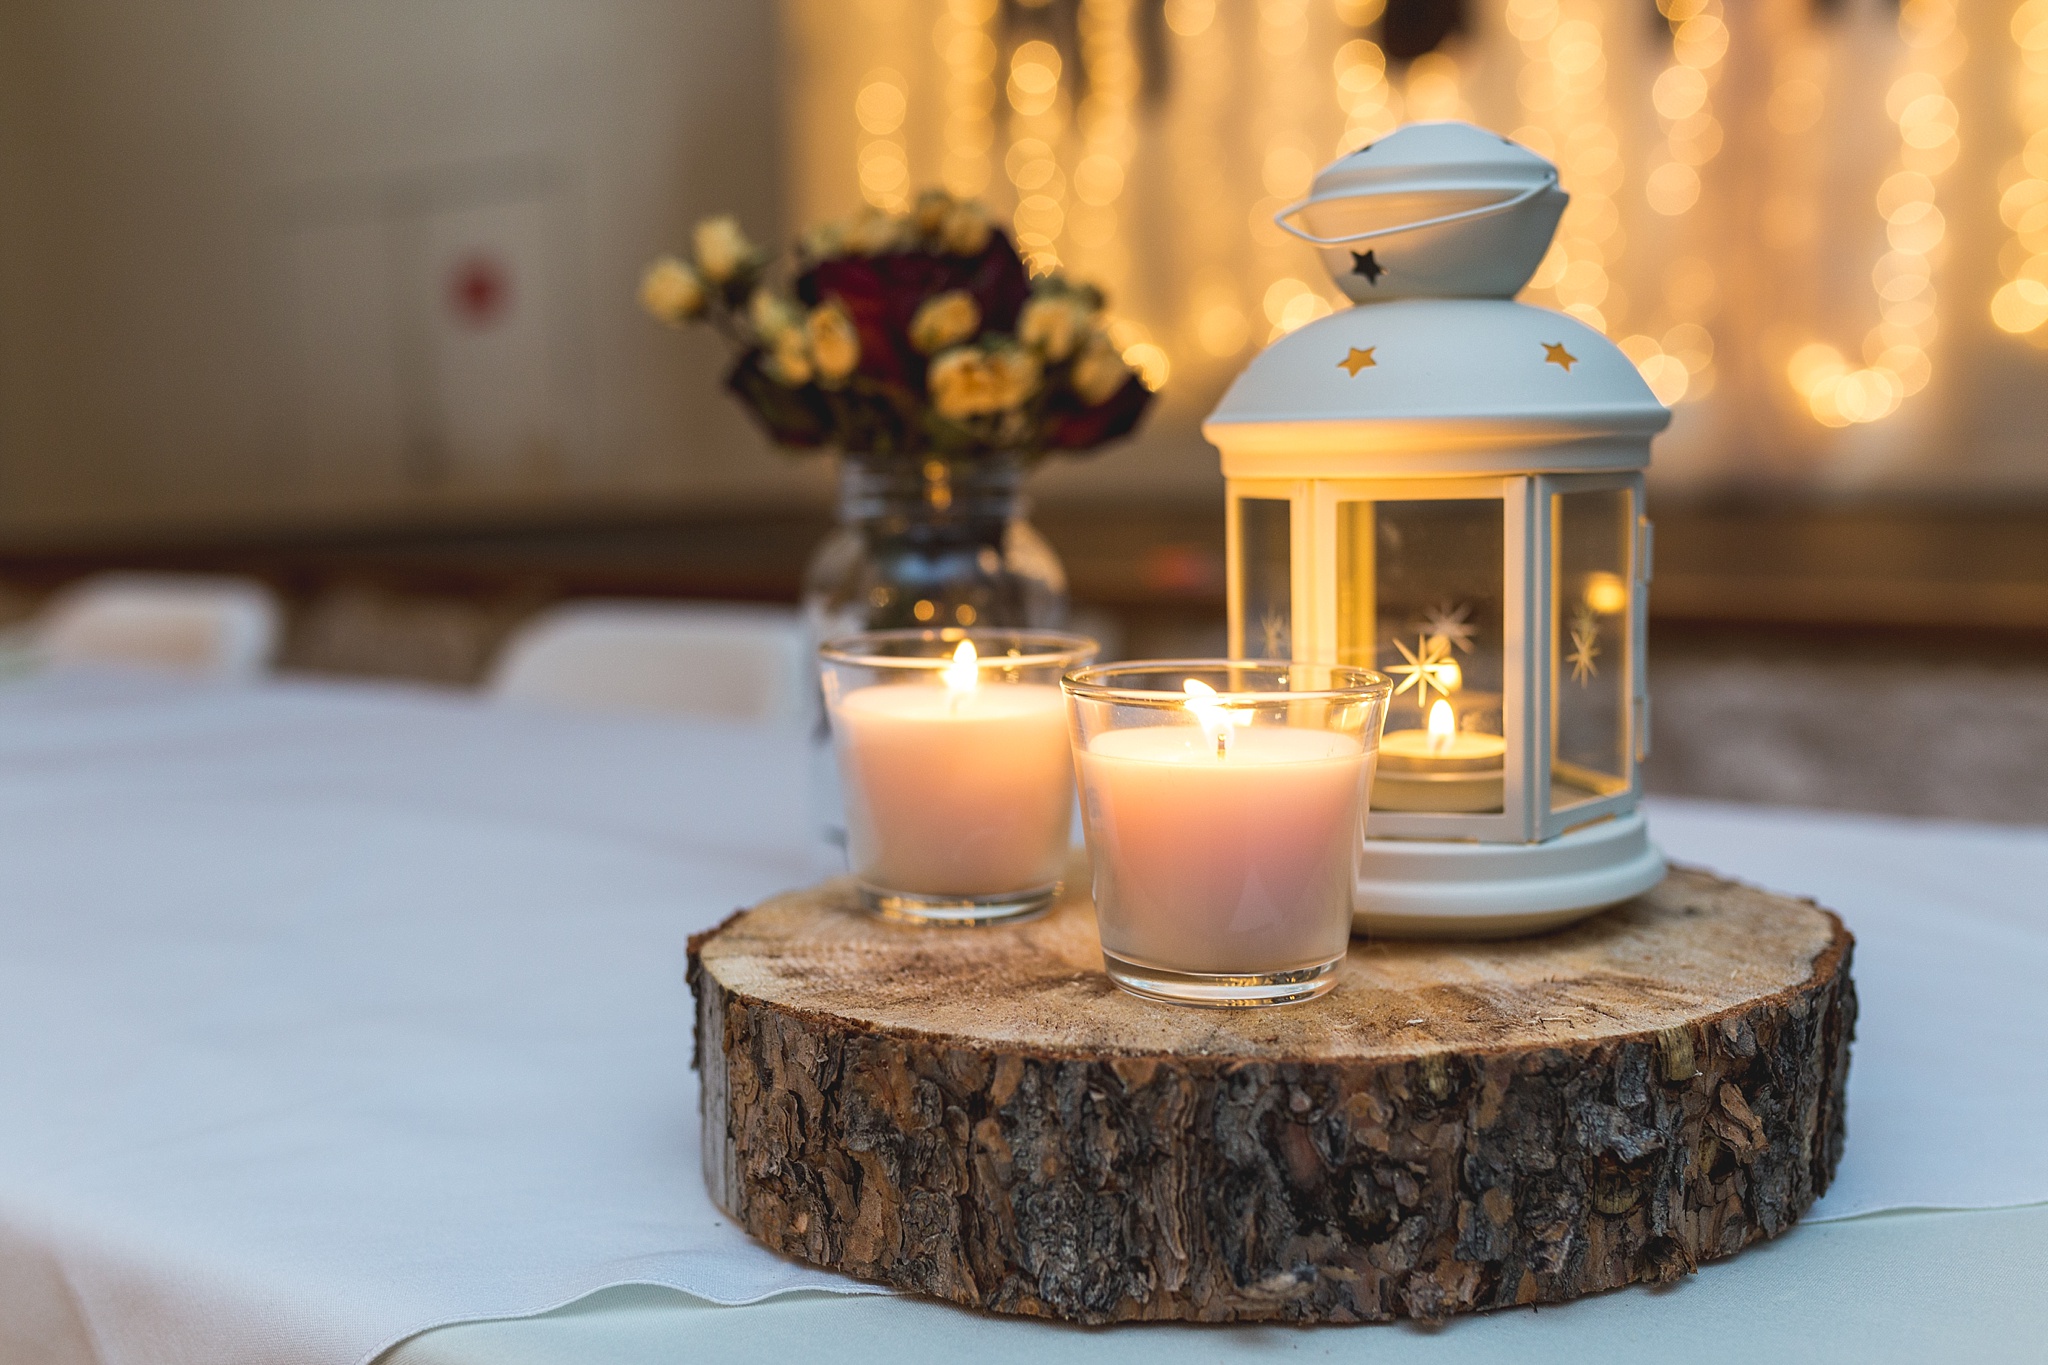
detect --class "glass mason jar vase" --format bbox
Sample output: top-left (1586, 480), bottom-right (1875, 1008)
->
top-left (802, 454), bottom-right (1069, 643)
top-left (803, 453), bottom-right (1070, 849)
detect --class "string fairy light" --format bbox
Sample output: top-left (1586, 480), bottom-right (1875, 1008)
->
top-left (1071, 0), bottom-right (1140, 298)
top-left (1616, 0), bottom-right (1730, 406)
top-left (1992, 0), bottom-right (2048, 340)
top-left (854, 67), bottom-right (912, 212)
top-left (1507, 0), bottom-right (1625, 337)
top-left (1403, 51), bottom-right (1470, 124)
top-left (1005, 39), bottom-right (1070, 274)
top-left (1644, 0), bottom-right (1727, 220)
top-left (1257, 0), bottom-right (1335, 342)
top-left (811, 0), bottom-right (2009, 446)
top-left (1334, 30), bottom-right (1400, 155)
top-left (934, 0), bottom-right (999, 200)
top-left (1761, 11), bottom-right (1829, 280)
top-left (1170, 0), bottom-right (1248, 363)
top-left (1785, 0), bottom-right (1962, 427)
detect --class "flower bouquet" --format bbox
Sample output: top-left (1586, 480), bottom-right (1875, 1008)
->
top-left (639, 191), bottom-right (1154, 463)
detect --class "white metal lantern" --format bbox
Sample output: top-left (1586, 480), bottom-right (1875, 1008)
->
top-left (1204, 122), bottom-right (1668, 939)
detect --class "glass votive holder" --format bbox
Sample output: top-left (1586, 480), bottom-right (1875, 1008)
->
top-left (820, 628), bottom-right (1098, 926)
top-left (1063, 660), bottom-right (1392, 1006)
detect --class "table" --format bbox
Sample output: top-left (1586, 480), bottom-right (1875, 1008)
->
top-left (1, 670), bottom-right (2043, 1365)
top-left (395, 1206), bottom-right (2048, 1364)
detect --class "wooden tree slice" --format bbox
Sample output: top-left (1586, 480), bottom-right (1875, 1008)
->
top-left (689, 858), bottom-right (1854, 1325)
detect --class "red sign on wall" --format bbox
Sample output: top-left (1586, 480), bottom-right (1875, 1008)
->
top-left (447, 253), bottom-right (511, 328)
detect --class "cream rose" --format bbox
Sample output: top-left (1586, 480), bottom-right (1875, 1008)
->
top-left (763, 329), bottom-right (814, 387)
top-left (1018, 293), bottom-right (1093, 361)
top-left (930, 348), bottom-right (1005, 419)
top-left (799, 220), bottom-right (845, 261)
top-left (748, 289), bottom-right (803, 343)
top-left (927, 348), bottom-right (991, 418)
top-left (638, 256), bottom-right (705, 324)
top-left (938, 200), bottom-right (992, 256)
top-left (988, 344), bottom-right (1043, 409)
top-left (842, 207), bottom-right (909, 255)
top-left (1070, 332), bottom-right (1133, 405)
top-left (929, 344), bottom-right (1040, 419)
top-left (806, 301), bottom-right (860, 385)
top-left (909, 289), bottom-right (981, 355)
top-left (692, 216), bottom-right (756, 283)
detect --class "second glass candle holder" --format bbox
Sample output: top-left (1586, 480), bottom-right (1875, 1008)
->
top-left (820, 628), bottom-right (1098, 926)
top-left (1064, 661), bottom-right (1392, 1005)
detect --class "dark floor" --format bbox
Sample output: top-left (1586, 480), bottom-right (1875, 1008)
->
top-left (1641, 626), bottom-right (2048, 825)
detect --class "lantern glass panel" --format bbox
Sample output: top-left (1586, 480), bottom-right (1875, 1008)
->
top-left (1236, 496), bottom-right (1293, 660)
top-left (1340, 497), bottom-right (1506, 815)
top-left (1551, 488), bottom-right (1633, 811)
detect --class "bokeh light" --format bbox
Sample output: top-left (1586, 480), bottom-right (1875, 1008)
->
top-left (1785, 0), bottom-right (1958, 423)
top-left (936, 0), bottom-right (998, 198)
top-left (1995, 0), bottom-right (2048, 340)
top-left (855, 69), bottom-right (910, 211)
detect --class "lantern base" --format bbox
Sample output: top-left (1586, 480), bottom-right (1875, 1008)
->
top-left (1355, 809), bottom-right (1665, 939)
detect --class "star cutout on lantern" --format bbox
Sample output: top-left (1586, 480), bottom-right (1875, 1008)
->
top-left (1339, 346), bottom-right (1377, 376)
top-left (1350, 250), bottom-right (1385, 284)
top-left (1543, 342), bottom-right (1579, 371)
top-left (1387, 634), bottom-right (1456, 711)
top-left (1567, 606), bottom-right (1601, 684)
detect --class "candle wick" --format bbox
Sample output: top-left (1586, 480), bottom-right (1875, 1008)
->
top-left (1215, 730), bottom-right (1228, 761)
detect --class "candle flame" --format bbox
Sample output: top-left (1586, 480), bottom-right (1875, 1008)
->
top-left (1427, 699), bottom-right (1456, 755)
top-left (941, 639), bottom-right (978, 693)
top-left (1434, 658), bottom-right (1463, 693)
top-left (1184, 678), bottom-right (1232, 759)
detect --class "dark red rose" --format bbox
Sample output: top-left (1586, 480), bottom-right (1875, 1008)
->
top-left (797, 254), bottom-right (913, 386)
top-left (1045, 374), bottom-right (1152, 451)
top-left (953, 230), bottom-right (1032, 332)
top-left (797, 229), bottom-right (1032, 388)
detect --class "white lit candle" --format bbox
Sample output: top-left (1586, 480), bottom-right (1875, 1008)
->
top-left (1372, 698), bottom-right (1506, 812)
top-left (831, 641), bottom-right (1072, 899)
top-left (1076, 681), bottom-right (1369, 975)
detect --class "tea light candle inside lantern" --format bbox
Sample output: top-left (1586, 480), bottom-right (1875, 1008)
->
top-left (1065, 662), bottom-right (1392, 1006)
top-left (823, 631), bottom-right (1096, 925)
top-left (1372, 698), bottom-right (1508, 813)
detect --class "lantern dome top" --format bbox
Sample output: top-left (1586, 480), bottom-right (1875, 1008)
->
top-left (1203, 298), bottom-right (1669, 477)
top-left (1276, 122), bottom-right (1569, 302)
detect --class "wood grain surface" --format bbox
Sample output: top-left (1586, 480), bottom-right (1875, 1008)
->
top-left (690, 858), bottom-right (1855, 1324)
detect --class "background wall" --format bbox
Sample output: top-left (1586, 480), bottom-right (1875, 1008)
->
top-left (0, 0), bottom-right (2042, 549)
top-left (0, 0), bottom-right (828, 546)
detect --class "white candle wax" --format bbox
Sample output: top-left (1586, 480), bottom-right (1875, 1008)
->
top-left (1077, 724), bottom-right (1369, 975)
top-left (833, 681), bottom-right (1071, 897)
top-left (1371, 700), bottom-right (1506, 813)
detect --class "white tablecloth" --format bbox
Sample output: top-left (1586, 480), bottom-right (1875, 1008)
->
top-left (0, 670), bottom-right (2042, 1365)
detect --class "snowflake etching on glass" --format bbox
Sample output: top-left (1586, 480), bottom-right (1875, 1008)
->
top-left (1259, 607), bottom-right (1291, 659)
top-left (1387, 633), bottom-right (1459, 712)
top-left (1567, 604), bottom-right (1601, 685)
top-left (1414, 601), bottom-right (1476, 655)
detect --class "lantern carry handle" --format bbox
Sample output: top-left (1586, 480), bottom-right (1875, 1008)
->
top-left (1272, 176), bottom-right (1555, 247)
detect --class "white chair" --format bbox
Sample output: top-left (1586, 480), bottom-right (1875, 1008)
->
top-left (33, 572), bottom-right (281, 679)
top-left (488, 600), bottom-right (810, 725)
